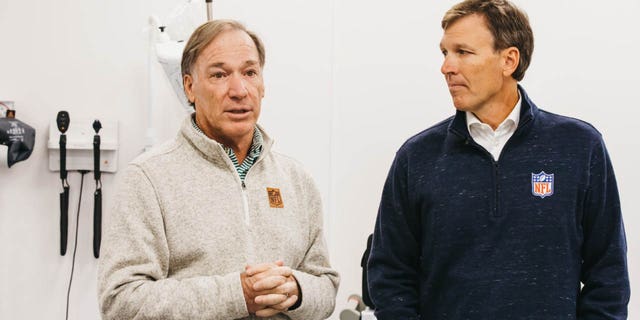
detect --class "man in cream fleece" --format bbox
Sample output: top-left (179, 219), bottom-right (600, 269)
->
top-left (97, 19), bottom-right (339, 319)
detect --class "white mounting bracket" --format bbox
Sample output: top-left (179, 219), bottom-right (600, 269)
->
top-left (48, 119), bottom-right (118, 173)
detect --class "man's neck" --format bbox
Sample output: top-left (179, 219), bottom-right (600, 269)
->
top-left (473, 84), bottom-right (520, 130)
top-left (217, 133), bottom-right (253, 164)
top-left (195, 117), bottom-right (254, 164)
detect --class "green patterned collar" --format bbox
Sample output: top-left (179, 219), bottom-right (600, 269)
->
top-left (191, 115), bottom-right (263, 182)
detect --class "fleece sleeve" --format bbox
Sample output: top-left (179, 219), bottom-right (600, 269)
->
top-left (577, 139), bottom-right (630, 319)
top-left (97, 165), bottom-right (249, 320)
top-left (367, 149), bottom-right (421, 320)
top-left (284, 172), bottom-right (340, 320)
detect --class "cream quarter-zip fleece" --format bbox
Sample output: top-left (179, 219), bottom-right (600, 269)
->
top-left (98, 116), bottom-right (339, 320)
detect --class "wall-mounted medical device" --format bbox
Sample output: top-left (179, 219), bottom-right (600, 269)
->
top-left (92, 120), bottom-right (103, 258)
top-left (56, 111), bottom-right (70, 255)
top-left (0, 101), bottom-right (36, 168)
top-left (146, 0), bottom-right (213, 149)
top-left (47, 117), bottom-right (118, 173)
top-left (148, 0), bottom-right (215, 113)
top-left (155, 37), bottom-right (190, 110)
top-left (48, 112), bottom-right (118, 257)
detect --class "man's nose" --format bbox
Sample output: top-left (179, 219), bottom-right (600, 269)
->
top-left (228, 74), bottom-right (248, 99)
top-left (441, 55), bottom-right (458, 75)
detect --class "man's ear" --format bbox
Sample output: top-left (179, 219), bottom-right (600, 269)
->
top-left (502, 47), bottom-right (520, 78)
top-left (183, 74), bottom-right (195, 104)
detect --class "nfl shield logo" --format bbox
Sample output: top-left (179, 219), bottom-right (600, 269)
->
top-left (531, 171), bottom-right (554, 198)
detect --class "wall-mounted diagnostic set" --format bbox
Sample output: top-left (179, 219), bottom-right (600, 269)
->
top-left (48, 110), bottom-right (118, 258)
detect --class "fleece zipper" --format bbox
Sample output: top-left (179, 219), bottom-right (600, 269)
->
top-left (241, 180), bottom-right (250, 225)
top-left (239, 146), bottom-right (268, 226)
top-left (451, 113), bottom-right (534, 219)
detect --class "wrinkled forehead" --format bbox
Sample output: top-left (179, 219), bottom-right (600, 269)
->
top-left (440, 14), bottom-right (495, 48)
top-left (196, 29), bottom-right (260, 66)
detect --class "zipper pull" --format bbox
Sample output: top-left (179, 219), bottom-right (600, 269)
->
top-left (242, 181), bottom-right (246, 189)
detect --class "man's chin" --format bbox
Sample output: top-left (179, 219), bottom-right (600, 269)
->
top-left (227, 123), bottom-right (256, 137)
top-left (451, 99), bottom-right (470, 111)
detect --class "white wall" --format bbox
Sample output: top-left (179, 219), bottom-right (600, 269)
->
top-left (1, 0), bottom-right (638, 319)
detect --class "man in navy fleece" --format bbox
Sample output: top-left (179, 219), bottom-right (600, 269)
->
top-left (367, 0), bottom-right (630, 319)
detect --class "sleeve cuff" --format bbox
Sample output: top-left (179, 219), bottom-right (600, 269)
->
top-left (284, 270), bottom-right (330, 320)
top-left (219, 271), bottom-right (249, 318)
top-left (288, 274), bottom-right (303, 310)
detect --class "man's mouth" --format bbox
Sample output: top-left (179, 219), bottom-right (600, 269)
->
top-left (227, 108), bottom-right (251, 114)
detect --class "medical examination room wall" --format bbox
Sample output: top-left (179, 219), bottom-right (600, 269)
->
top-left (0, 0), bottom-right (638, 319)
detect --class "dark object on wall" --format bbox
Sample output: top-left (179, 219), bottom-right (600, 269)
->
top-left (361, 233), bottom-right (375, 309)
top-left (92, 119), bottom-right (102, 258)
top-left (0, 112), bottom-right (36, 168)
top-left (57, 110), bottom-right (70, 256)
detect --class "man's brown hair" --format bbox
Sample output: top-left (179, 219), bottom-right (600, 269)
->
top-left (181, 19), bottom-right (265, 80)
top-left (442, 0), bottom-right (534, 81)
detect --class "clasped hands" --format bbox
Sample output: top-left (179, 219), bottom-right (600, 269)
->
top-left (241, 260), bottom-right (300, 317)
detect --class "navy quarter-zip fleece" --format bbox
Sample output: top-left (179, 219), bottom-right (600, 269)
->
top-left (368, 87), bottom-right (629, 320)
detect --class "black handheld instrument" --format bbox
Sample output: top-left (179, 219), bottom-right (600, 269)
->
top-left (57, 111), bottom-right (70, 256)
top-left (92, 120), bottom-right (102, 258)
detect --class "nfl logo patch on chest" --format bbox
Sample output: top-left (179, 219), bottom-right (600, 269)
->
top-left (531, 171), bottom-right (554, 198)
top-left (267, 187), bottom-right (284, 208)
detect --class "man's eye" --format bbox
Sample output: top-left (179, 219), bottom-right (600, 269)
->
top-left (246, 70), bottom-right (258, 77)
top-left (211, 72), bottom-right (226, 79)
top-left (458, 50), bottom-right (470, 55)
top-left (441, 50), bottom-right (448, 56)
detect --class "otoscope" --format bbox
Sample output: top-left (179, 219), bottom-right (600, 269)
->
top-left (56, 111), bottom-right (70, 256)
top-left (92, 120), bottom-right (102, 258)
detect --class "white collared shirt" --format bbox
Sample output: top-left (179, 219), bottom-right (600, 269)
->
top-left (466, 95), bottom-right (521, 161)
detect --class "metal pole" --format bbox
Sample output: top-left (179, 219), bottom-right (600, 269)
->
top-left (206, 0), bottom-right (213, 21)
